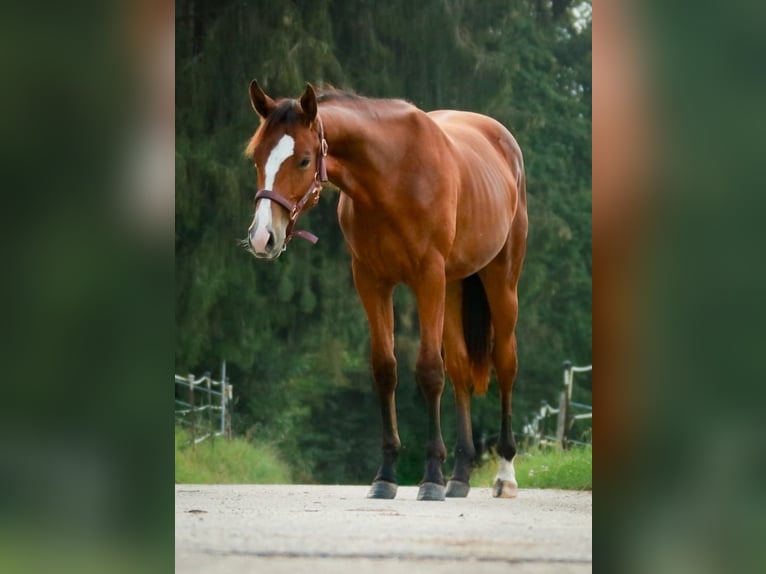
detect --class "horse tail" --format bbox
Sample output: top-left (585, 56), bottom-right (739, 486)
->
top-left (462, 273), bottom-right (492, 396)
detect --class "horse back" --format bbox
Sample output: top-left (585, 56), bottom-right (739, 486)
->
top-left (429, 110), bottom-right (524, 191)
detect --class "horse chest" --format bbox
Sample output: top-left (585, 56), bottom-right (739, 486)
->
top-left (339, 202), bottom-right (425, 281)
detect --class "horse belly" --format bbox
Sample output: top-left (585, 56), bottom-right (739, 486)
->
top-left (446, 183), bottom-right (513, 280)
top-left (434, 116), bottom-right (519, 280)
top-left (445, 232), bottom-right (508, 280)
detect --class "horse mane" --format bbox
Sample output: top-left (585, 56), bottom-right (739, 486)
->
top-left (316, 87), bottom-right (364, 103)
top-left (245, 87), bottom-right (414, 160)
top-left (317, 86), bottom-right (415, 124)
top-left (317, 86), bottom-right (412, 107)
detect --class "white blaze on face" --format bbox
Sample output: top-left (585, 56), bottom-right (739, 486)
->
top-left (263, 134), bottom-right (296, 190)
top-left (251, 134), bottom-right (295, 252)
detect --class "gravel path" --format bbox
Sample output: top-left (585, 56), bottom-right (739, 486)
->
top-left (176, 485), bottom-right (592, 573)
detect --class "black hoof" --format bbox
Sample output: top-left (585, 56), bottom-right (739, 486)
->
top-left (445, 479), bottom-right (470, 498)
top-left (417, 482), bottom-right (446, 501)
top-left (367, 480), bottom-right (398, 499)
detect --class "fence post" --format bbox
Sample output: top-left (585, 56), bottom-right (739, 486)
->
top-left (187, 373), bottom-right (196, 446)
top-left (556, 390), bottom-right (569, 448)
top-left (220, 360), bottom-right (227, 438)
top-left (556, 360), bottom-right (573, 449)
top-left (205, 372), bottom-right (212, 439)
top-left (226, 382), bottom-right (232, 439)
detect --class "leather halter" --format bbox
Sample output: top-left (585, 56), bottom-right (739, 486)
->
top-left (254, 116), bottom-right (328, 246)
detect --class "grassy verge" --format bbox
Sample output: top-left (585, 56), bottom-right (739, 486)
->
top-left (472, 446), bottom-right (592, 490)
top-left (175, 427), bottom-right (293, 484)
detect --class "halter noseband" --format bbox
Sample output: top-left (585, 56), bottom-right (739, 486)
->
top-left (254, 116), bottom-right (328, 246)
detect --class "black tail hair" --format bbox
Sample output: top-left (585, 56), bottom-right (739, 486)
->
top-left (462, 273), bottom-right (492, 395)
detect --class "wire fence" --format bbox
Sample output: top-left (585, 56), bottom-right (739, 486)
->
top-left (522, 361), bottom-right (592, 448)
top-left (175, 361), bottom-right (233, 445)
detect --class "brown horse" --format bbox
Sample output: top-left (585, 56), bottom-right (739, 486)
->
top-left (244, 82), bottom-right (527, 501)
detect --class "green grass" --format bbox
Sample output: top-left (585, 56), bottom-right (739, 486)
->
top-left (175, 427), bottom-right (293, 484)
top-left (472, 446), bottom-right (592, 490)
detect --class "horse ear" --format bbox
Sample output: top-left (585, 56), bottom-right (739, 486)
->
top-left (249, 79), bottom-right (275, 118)
top-left (300, 82), bottom-right (318, 123)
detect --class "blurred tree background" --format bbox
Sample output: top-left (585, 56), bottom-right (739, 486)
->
top-left (176, 0), bottom-right (591, 484)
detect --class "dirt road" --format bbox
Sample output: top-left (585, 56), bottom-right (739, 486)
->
top-left (175, 485), bottom-right (592, 573)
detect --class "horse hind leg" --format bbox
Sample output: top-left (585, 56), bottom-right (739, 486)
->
top-left (481, 266), bottom-right (521, 499)
top-left (442, 280), bottom-right (477, 498)
top-left (493, 332), bottom-right (519, 498)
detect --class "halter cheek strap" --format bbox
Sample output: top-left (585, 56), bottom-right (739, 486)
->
top-left (254, 116), bottom-right (328, 246)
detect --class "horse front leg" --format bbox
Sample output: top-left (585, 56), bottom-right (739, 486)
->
top-left (412, 264), bottom-right (448, 501)
top-left (369, 350), bottom-right (400, 499)
top-left (352, 260), bottom-right (400, 499)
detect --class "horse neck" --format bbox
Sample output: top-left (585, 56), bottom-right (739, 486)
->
top-left (318, 101), bottom-right (410, 206)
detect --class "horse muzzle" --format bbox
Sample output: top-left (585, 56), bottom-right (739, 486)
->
top-left (249, 223), bottom-right (285, 259)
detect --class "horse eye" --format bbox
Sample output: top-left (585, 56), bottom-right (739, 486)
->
top-left (299, 157), bottom-right (311, 169)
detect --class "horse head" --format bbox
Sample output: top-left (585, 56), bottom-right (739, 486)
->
top-left (244, 80), bottom-right (327, 259)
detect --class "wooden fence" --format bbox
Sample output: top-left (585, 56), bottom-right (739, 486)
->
top-left (523, 361), bottom-right (592, 448)
top-left (175, 361), bottom-right (233, 444)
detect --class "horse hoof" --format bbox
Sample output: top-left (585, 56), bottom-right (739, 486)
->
top-left (367, 480), bottom-right (398, 499)
top-left (445, 480), bottom-right (470, 498)
top-left (417, 482), bottom-right (446, 501)
top-left (492, 478), bottom-right (518, 498)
